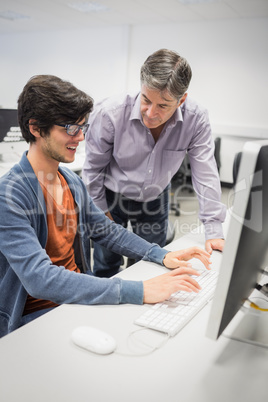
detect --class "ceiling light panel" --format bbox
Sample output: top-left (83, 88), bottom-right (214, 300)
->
top-left (178, 0), bottom-right (222, 4)
top-left (68, 1), bottom-right (109, 12)
top-left (0, 10), bottom-right (30, 20)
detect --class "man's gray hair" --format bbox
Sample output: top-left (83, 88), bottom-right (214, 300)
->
top-left (140, 49), bottom-right (192, 101)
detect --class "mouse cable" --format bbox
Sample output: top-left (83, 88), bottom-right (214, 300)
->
top-left (114, 328), bottom-right (170, 357)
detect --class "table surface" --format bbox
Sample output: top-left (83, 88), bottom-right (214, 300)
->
top-left (1, 218), bottom-right (267, 402)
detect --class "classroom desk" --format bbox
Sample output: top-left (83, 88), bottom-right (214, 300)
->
top-left (0, 225), bottom-right (267, 402)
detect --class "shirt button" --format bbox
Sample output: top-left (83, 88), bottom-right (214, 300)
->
top-left (149, 169), bottom-right (152, 173)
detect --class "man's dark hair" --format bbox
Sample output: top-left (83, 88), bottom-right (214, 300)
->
top-left (18, 75), bottom-right (94, 143)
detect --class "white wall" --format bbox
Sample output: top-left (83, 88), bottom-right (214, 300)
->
top-left (1, 18), bottom-right (268, 132)
top-left (125, 18), bottom-right (268, 183)
top-left (127, 19), bottom-right (268, 131)
top-left (0, 25), bottom-right (130, 108)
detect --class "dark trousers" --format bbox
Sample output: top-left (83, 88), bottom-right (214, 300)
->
top-left (93, 186), bottom-right (170, 277)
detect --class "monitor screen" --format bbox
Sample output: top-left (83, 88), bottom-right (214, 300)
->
top-left (0, 109), bottom-right (28, 177)
top-left (206, 140), bottom-right (268, 347)
top-left (0, 109), bottom-right (23, 143)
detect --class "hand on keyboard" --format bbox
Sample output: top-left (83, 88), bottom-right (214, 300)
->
top-left (163, 246), bottom-right (211, 270)
top-left (143, 266), bottom-right (202, 304)
top-left (137, 269), bottom-right (219, 336)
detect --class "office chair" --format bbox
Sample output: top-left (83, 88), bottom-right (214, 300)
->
top-left (233, 151), bottom-right (242, 185)
top-left (126, 219), bottom-right (175, 267)
top-left (170, 155), bottom-right (192, 216)
top-left (214, 137), bottom-right (221, 172)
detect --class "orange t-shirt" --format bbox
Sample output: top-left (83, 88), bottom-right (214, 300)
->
top-left (23, 172), bottom-right (79, 315)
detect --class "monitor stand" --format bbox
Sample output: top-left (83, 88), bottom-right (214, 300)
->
top-left (223, 304), bottom-right (268, 349)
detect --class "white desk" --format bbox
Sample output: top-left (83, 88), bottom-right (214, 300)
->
top-left (0, 227), bottom-right (267, 402)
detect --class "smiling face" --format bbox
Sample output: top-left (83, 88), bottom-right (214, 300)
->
top-left (39, 121), bottom-right (85, 165)
top-left (28, 118), bottom-right (85, 170)
top-left (140, 84), bottom-right (187, 131)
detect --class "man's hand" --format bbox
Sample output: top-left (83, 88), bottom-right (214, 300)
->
top-left (205, 238), bottom-right (224, 254)
top-left (143, 267), bottom-right (201, 304)
top-left (163, 246), bottom-right (211, 270)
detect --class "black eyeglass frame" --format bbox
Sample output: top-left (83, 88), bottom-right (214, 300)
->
top-left (56, 123), bottom-right (89, 136)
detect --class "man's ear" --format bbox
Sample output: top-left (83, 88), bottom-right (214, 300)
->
top-left (28, 119), bottom-right (41, 138)
top-left (177, 93), bottom-right (188, 108)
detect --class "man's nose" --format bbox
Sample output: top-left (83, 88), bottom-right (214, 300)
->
top-left (146, 104), bottom-right (156, 117)
top-left (77, 129), bottom-right (85, 142)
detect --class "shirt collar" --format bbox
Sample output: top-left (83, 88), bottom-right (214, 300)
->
top-left (171, 105), bottom-right (183, 125)
top-left (130, 93), bottom-right (142, 121)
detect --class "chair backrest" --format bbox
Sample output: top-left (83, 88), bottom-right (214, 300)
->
top-left (214, 137), bottom-right (221, 172)
top-left (232, 152), bottom-right (242, 185)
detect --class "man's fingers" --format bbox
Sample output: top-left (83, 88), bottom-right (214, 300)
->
top-left (169, 267), bottom-right (200, 277)
top-left (143, 267), bottom-right (205, 303)
top-left (195, 254), bottom-right (212, 270)
top-left (179, 276), bottom-right (201, 292)
top-left (169, 268), bottom-right (203, 292)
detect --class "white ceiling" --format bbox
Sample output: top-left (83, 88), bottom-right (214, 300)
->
top-left (0, 0), bottom-right (267, 34)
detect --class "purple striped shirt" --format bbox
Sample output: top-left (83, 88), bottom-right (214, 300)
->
top-left (82, 93), bottom-right (226, 239)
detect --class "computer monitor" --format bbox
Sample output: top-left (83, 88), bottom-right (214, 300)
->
top-left (0, 109), bottom-right (28, 177)
top-left (0, 108), bottom-right (22, 143)
top-left (206, 140), bottom-right (268, 348)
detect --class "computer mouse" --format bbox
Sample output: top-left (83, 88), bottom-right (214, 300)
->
top-left (71, 326), bottom-right (117, 355)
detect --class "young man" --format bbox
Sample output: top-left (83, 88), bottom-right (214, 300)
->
top-left (0, 75), bottom-right (211, 337)
top-left (82, 49), bottom-right (226, 277)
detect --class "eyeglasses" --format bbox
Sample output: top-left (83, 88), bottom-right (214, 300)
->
top-left (56, 123), bottom-right (89, 136)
